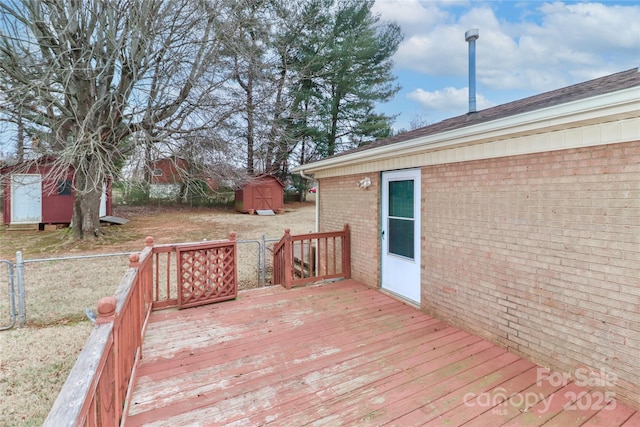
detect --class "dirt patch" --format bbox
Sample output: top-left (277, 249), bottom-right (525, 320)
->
top-left (0, 201), bottom-right (316, 259)
top-left (0, 201), bottom-right (316, 426)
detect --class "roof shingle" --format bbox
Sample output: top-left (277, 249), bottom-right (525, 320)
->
top-left (332, 67), bottom-right (640, 159)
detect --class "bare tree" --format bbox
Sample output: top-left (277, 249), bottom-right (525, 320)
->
top-left (218, 1), bottom-right (331, 179)
top-left (0, 0), bottom-right (235, 238)
top-left (221, 0), bottom-right (402, 174)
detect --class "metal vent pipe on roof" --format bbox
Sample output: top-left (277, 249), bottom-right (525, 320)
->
top-left (465, 29), bottom-right (479, 113)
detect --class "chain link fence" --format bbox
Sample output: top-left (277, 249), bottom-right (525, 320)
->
top-left (0, 235), bottom-right (283, 328)
top-left (21, 253), bottom-right (131, 327)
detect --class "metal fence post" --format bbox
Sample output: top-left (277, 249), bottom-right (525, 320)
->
top-left (15, 251), bottom-right (26, 327)
top-left (261, 234), bottom-right (266, 287)
top-left (257, 239), bottom-right (262, 287)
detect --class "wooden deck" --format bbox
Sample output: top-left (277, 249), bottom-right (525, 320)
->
top-left (125, 280), bottom-right (638, 426)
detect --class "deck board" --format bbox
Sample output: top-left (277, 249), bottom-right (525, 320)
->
top-left (125, 280), bottom-right (637, 426)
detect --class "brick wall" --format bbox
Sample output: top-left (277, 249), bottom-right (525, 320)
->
top-left (421, 141), bottom-right (640, 408)
top-left (318, 174), bottom-right (380, 287)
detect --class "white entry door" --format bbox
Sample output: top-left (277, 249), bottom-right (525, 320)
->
top-left (11, 174), bottom-right (42, 224)
top-left (381, 169), bottom-right (421, 303)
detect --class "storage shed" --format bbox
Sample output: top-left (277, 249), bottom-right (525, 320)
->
top-left (1, 156), bottom-right (112, 227)
top-left (234, 175), bottom-right (284, 214)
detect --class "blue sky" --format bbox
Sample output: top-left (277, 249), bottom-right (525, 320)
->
top-left (372, 0), bottom-right (640, 131)
top-left (1, 1), bottom-right (638, 158)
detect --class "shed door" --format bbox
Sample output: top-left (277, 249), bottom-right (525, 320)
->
top-left (255, 186), bottom-right (273, 210)
top-left (11, 174), bottom-right (42, 224)
top-left (381, 169), bottom-right (421, 304)
top-left (100, 182), bottom-right (107, 217)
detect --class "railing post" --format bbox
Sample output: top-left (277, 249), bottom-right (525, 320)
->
top-left (15, 251), bottom-right (26, 327)
top-left (143, 237), bottom-right (154, 312)
top-left (283, 229), bottom-right (293, 289)
top-left (143, 236), bottom-right (154, 303)
top-left (96, 296), bottom-right (117, 324)
top-left (96, 295), bottom-right (118, 425)
top-left (343, 224), bottom-right (351, 279)
top-left (229, 232), bottom-right (239, 295)
top-left (129, 252), bottom-right (140, 268)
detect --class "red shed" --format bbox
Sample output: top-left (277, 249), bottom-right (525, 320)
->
top-left (1, 156), bottom-right (112, 227)
top-left (234, 175), bottom-right (284, 214)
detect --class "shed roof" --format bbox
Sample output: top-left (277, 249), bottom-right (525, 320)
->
top-left (294, 67), bottom-right (640, 176)
top-left (239, 174), bottom-right (285, 188)
top-left (0, 155), bottom-right (61, 174)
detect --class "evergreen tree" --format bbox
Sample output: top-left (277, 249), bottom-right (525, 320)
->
top-left (289, 0), bottom-right (403, 159)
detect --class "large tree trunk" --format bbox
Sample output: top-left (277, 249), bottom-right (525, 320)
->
top-left (72, 158), bottom-right (103, 240)
top-left (72, 187), bottom-right (103, 240)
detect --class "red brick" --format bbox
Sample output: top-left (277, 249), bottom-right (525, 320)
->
top-left (317, 140), bottom-right (640, 408)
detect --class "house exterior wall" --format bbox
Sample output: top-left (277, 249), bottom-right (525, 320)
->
top-left (150, 158), bottom-right (187, 184)
top-left (310, 116), bottom-right (640, 180)
top-left (306, 71), bottom-right (639, 409)
top-left (420, 140), bottom-right (640, 408)
top-left (318, 174), bottom-right (380, 287)
top-left (316, 140), bottom-right (640, 408)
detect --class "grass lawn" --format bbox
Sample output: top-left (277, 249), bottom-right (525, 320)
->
top-left (0, 202), bottom-right (315, 426)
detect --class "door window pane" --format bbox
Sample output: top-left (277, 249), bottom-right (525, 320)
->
top-left (388, 218), bottom-right (414, 259)
top-left (389, 180), bottom-right (414, 218)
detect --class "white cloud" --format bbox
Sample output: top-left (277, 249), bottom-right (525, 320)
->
top-left (406, 86), bottom-right (493, 113)
top-left (518, 2), bottom-right (640, 84)
top-left (382, 1), bottom-right (640, 92)
top-left (537, 2), bottom-right (639, 51)
top-left (395, 26), bottom-right (468, 75)
top-left (373, 0), bottom-right (458, 35)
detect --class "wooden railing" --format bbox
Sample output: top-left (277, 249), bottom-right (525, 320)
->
top-left (43, 238), bottom-right (155, 427)
top-left (43, 234), bottom-right (237, 427)
top-left (149, 233), bottom-right (238, 310)
top-left (273, 224), bottom-right (351, 289)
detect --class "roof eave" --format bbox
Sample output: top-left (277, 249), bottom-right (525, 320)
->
top-left (292, 86), bottom-right (640, 175)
